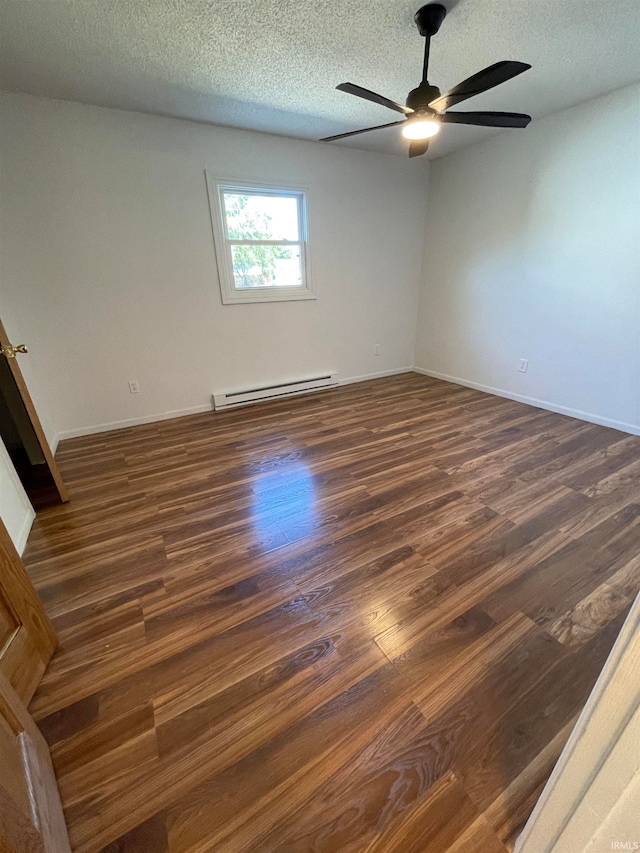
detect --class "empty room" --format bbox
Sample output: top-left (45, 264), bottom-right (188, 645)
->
top-left (0, 0), bottom-right (639, 851)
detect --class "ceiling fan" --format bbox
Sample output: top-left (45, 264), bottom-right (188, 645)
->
top-left (320, 3), bottom-right (531, 157)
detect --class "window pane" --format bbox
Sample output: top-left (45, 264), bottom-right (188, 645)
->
top-left (231, 244), bottom-right (302, 289)
top-left (223, 192), bottom-right (300, 241)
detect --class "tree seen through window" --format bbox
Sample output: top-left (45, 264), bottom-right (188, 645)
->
top-left (223, 193), bottom-right (300, 289)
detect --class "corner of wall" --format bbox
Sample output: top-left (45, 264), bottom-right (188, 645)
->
top-left (412, 159), bottom-right (433, 370)
top-left (410, 84), bottom-right (640, 436)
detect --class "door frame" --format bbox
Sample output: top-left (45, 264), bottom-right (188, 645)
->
top-left (0, 317), bottom-right (68, 503)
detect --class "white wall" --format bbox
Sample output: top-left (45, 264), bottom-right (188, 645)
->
top-left (0, 92), bottom-right (429, 440)
top-left (0, 437), bottom-right (34, 554)
top-left (3, 86), bottom-right (638, 442)
top-left (414, 84), bottom-right (640, 434)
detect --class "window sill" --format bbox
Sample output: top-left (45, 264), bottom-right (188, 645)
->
top-left (221, 290), bottom-right (317, 305)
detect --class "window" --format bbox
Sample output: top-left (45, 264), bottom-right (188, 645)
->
top-left (207, 177), bottom-right (313, 304)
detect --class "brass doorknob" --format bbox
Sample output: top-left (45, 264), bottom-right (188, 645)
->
top-left (0, 344), bottom-right (28, 359)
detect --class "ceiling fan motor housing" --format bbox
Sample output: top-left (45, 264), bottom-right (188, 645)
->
top-left (406, 84), bottom-right (441, 112)
top-left (414, 3), bottom-right (447, 37)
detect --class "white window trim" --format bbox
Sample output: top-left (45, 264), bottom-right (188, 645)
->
top-left (205, 174), bottom-right (315, 305)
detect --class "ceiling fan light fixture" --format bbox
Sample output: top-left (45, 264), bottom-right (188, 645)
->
top-left (401, 118), bottom-right (440, 140)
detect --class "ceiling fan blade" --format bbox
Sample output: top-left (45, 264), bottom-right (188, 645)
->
top-left (440, 111), bottom-right (531, 128)
top-left (320, 120), bottom-right (406, 142)
top-left (409, 139), bottom-right (430, 158)
top-left (428, 61), bottom-right (531, 112)
top-left (337, 83), bottom-right (413, 116)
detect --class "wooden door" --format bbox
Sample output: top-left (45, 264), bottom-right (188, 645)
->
top-left (0, 670), bottom-right (71, 853)
top-left (0, 517), bottom-right (57, 703)
top-left (0, 318), bottom-right (68, 503)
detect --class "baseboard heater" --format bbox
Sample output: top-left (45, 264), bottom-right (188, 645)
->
top-left (213, 373), bottom-right (339, 411)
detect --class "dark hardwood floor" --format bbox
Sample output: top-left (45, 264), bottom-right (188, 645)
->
top-left (24, 373), bottom-right (640, 852)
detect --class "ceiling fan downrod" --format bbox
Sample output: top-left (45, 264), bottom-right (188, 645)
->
top-left (414, 3), bottom-right (447, 84)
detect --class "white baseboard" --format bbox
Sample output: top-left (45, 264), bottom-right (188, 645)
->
top-left (340, 366), bottom-right (414, 386)
top-left (56, 404), bottom-right (214, 441)
top-left (55, 369), bottom-right (417, 441)
top-left (413, 367), bottom-right (640, 436)
top-left (16, 506), bottom-right (36, 555)
top-left (49, 434), bottom-right (59, 456)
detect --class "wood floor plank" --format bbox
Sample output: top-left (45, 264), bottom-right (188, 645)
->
top-left (444, 814), bottom-right (510, 853)
top-left (482, 715), bottom-right (578, 849)
top-left (21, 374), bottom-right (640, 852)
top-left (454, 610), bottom-right (629, 812)
top-left (365, 773), bottom-right (507, 853)
top-left (545, 582), bottom-right (631, 649)
top-left (164, 667), bottom-right (408, 853)
top-left (98, 813), bottom-right (169, 853)
top-left (249, 701), bottom-right (431, 853)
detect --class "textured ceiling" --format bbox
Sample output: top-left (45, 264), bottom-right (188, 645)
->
top-left (1, 0), bottom-right (639, 159)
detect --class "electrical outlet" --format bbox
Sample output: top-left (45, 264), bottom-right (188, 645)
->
top-left (518, 359), bottom-right (529, 374)
top-left (128, 380), bottom-right (140, 394)
top-left (374, 344), bottom-right (381, 356)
